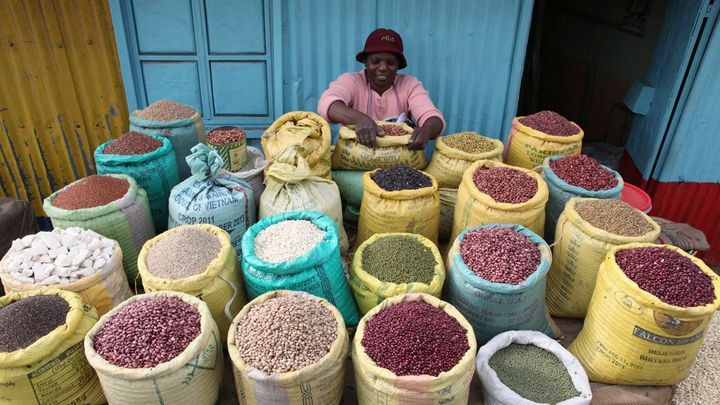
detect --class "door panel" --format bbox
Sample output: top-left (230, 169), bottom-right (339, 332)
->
top-left (210, 61), bottom-right (269, 116)
top-left (205, 0), bottom-right (266, 54)
top-left (142, 62), bottom-right (203, 113)
top-left (132, 0), bottom-right (196, 54)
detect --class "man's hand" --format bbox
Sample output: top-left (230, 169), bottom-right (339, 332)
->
top-left (408, 126), bottom-right (433, 150)
top-left (355, 116), bottom-right (379, 147)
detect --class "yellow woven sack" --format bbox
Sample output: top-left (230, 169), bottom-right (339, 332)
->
top-left (84, 292), bottom-right (223, 404)
top-left (261, 111), bottom-right (332, 178)
top-left (451, 160), bottom-right (548, 242)
top-left (350, 233), bottom-right (445, 314)
top-left (331, 122), bottom-right (428, 170)
top-left (357, 169), bottom-right (440, 248)
top-left (227, 290), bottom-right (348, 405)
top-left (352, 293), bottom-right (477, 405)
top-left (138, 224), bottom-right (246, 343)
top-left (439, 187), bottom-right (458, 241)
top-left (426, 132), bottom-right (504, 188)
top-left (0, 289), bottom-right (104, 405)
top-left (546, 199), bottom-right (661, 318)
top-left (504, 117), bottom-right (583, 169)
top-left (568, 244), bottom-right (720, 385)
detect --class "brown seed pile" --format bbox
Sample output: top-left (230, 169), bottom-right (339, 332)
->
top-left (616, 247), bottom-right (716, 307)
top-left (549, 155), bottom-right (618, 191)
top-left (461, 227), bottom-right (541, 284)
top-left (146, 228), bottom-right (221, 279)
top-left (473, 166), bottom-right (538, 203)
top-left (442, 132), bottom-right (497, 154)
top-left (93, 296), bottom-right (201, 368)
top-left (519, 111), bottom-right (579, 136)
top-left (134, 99), bottom-right (196, 121)
top-left (208, 127), bottom-right (246, 145)
top-left (52, 175), bottom-right (130, 210)
top-left (0, 295), bottom-right (69, 352)
top-left (104, 131), bottom-right (163, 155)
top-left (235, 295), bottom-right (337, 374)
top-left (575, 200), bottom-right (654, 236)
top-left (378, 124), bottom-right (411, 136)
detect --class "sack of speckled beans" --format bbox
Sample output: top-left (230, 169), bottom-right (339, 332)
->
top-left (445, 224), bottom-right (559, 344)
top-left (352, 293), bottom-right (477, 405)
top-left (331, 121), bottom-right (428, 170)
top-left (569, 244), bottom-right (720, 385)
top-left (546, 198), bottom-right (661, 318)
top-left (84, 292), bottom-right (223, 405)
top-left (227, 290), bottom-right (349, 405)
top-left (451, 160), bottom-right (548, 243)
top-left (504, 110), bottom-right (584, 169)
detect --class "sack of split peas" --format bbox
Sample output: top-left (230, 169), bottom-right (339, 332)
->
top-left (504, 111), bottom-right (583, 169)
top-left (332, 121), bottom-right (428, 170)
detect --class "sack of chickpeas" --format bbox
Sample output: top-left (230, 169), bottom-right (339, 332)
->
top-left (426, 131), bottom-right (504, 188)
top-left (353, 293), bottom-right (477, 405)
top-left (228, 290), bottom-right (348, 405)
top-left (504, 111), bottom-right (583, 169)
top-left (0, 289), bottom-right (105, 405)
top-left (451, 160), bottom-right (548, 243)
top-left (332, 122), bottom-right (428, 170)
top-left (138, 224), bottom-right (246, 342)
top-left (84, 292), bottom-right (223, 404)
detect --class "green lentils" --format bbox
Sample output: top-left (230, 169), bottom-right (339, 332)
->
top-left (361, 235), bottom-right (437, 284)
top-left (442, 132), bottom-right (497, 154)
top-left (489, 343), bottom-right (580, 404)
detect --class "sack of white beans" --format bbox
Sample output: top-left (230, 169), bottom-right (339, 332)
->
top-left (138, 224), bottom-right (247, 342)
top-left (241, 211), bottom-right (360, 327)
top-left (84, 291), bottom-right (223, 405)
top-left (228, 290), bottom-right (348, 405)
top-left (0, 228), bottom-right (132, 315)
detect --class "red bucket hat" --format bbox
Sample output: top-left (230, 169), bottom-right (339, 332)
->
top-left (356, 28), bottom-right (407, 69)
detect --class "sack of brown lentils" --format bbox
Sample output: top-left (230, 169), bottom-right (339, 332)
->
top-left (445, 224), bottom-right (559, 344)
top-left (477, 330), bottom-right (592, 405)
top-left (504, 111), bottom-right (584, 169)
top-left (542, 155), bottom-right (624, 241)
top-left (129, 99), bottom-right (206, 180)
top-left (227, 290), bottom-right (348, 405)
top-left (352, 293), bottom-right (477, 405)
top-left (569, 243), bottom-right (720, 385)
top-left (84, 291), bottom-right (223, 404)
top-left (95, 132), bottom-right (180, 232)
top-left (241, 211), bottom-right (360, 327)
top-left (546, 198), bottom-right (660, 318)
top-left (43, 174), bottom-right (156, 285)
top-left (350, 233), bottom-right (445, 315)
top-left (426, 131), bottom-right (504, 188)
top-left (357, 166), bottom-right (440, 248)
top-left (138, 224), bottom-right (246, 343)
top-left (331, 122), bottom-right (428, 170)
top-left (261, 111), bottom-right (332, 179)
top-left (0, 288), bottom-right (105, 405)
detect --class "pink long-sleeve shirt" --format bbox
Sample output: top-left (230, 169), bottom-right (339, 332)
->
top-left (317, 70), bottom-right (445, 130)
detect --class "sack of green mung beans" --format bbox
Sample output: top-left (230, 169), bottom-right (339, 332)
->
top-left (129, 99), bottom-right (206, 180)
top-left (451, 160), bottom-right (548, 243)
top-left (43, 174), bottom-right (156, 285)
top-left (138, 224), bottom-right (246, 342)
top-left (228, 290), bottom-right (348, 405)
top-left (0, 289), bottom-right (105, 405)
top-left (168, 144), bottom-right (255, 255)
top-left (477, 330), bottom-right (592, 405)
top-left (350, 233), bottom-right (445, 315)
top-left (84, 291), bottom-right (223, 404)
top-left (542, 155), bottom-right (623, 241)
top-left (95, 131), bottom-right (180, 232)
top-left (241, 211), bottom-right (360, 327)
top-left (1, 228), bottom-right (132, 316)
top-left (332, 122), bottom-right (428, 171)
top-left (353, 293), bottom-right (477, 405)
top-left (504, 111), bottom-right (583, 169)
top-left (426, 131), bottom-right (504, 188)
top-left (445, 224), bottom-right (559, 344)
top-left (227, 146), bottom-right (267, 212)
top-left (439, 187), bottom-right (458, 241)
top-left (546, 199), bottom-right (660, 318)
top-left (260, 145), bottom-right (349, 254)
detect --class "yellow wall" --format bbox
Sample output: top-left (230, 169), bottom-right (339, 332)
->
top-left (0, 0), bottom-right (127, 215)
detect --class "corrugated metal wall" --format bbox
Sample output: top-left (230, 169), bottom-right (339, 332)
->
top-left (0, 0), bottom-right (128, 216)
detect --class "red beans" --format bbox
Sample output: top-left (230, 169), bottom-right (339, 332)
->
top-left (208, 127), bottom-right (246, 145)
top-left (519, 111), bottom-right (579, 136)
top-left (473, 167), bottom-right (538, 203)
top-left (461, 227), bottom-right (541, 284)
top-left (377, 124), bottom-right (411, 136)
top-left (52, 175), bottom-right (130, 210)
top-left (549, 155), bottom-right (618, 191)
top-left (361, 300), bottom-right (469, 376)
top-left (616, 247), bottom-right (716, 307)
top-left (103, 132), bottom-right (163, 155)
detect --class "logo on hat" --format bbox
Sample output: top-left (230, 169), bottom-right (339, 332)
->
top-left (381, 35), bottom-right (396, 43)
